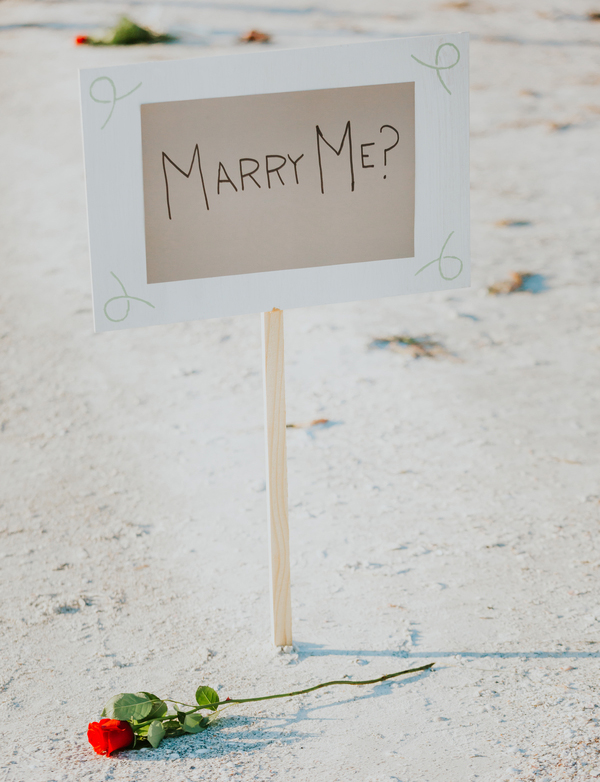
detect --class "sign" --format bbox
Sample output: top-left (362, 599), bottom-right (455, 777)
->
top-left (80, 34), bottom-right (469, 332)
top-left (80, 34), bottom-right (470, 646)
top-left (142, 83), bottom-right (415, 284)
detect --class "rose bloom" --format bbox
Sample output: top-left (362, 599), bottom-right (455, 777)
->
top-left (75, 35), bottom-right (89, 45)
top-left (87, 719), bottom-right (134, 756)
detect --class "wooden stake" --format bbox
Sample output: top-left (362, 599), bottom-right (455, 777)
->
top-left (262, 308), bottom-right (292, 647)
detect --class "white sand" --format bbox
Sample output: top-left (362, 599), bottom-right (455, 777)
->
top-left (1, 1), bottom-right (600, 780)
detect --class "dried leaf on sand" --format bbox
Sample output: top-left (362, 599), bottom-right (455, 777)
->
top-left (369, 335), bottom-right (449, 358)
top-left (487, 271), bottom-right (533, 295)
top-left (287, 418), bottom-right (331, 429)
top-left (239, 29), bottom-right (271, 43)
top-left (495, 219), bottom-right (532, 227)
top-left (440, 1), bottom-right (471, 9)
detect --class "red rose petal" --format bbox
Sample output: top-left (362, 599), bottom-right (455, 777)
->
top-left (87, 719), bottom-right (134, 756)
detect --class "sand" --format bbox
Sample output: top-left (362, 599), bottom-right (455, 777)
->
top-left (1, 1), bottom-right (600, 780)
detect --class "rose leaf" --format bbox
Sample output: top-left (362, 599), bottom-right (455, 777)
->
top-left (139, 692), bottom-right (168, 720)
top-left (183, 713), bottom-right (209, 733)
top-left (195, 686), bottom-right (219, 711)
top-left (101, 692), bottom-right (153, 721)
top-left (147, 720), bottom-right (166, 749)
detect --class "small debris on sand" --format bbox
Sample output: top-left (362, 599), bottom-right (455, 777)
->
top-left (495, 219), bottom-right (532, 227)
top-left (369, 335), bottom-right (448, 358)
top-left (75, 16), bottom-right (174, 46)
top-left (441, 1), bottom-right (471, 9)
top-left (239, 29), bottom-right (271, 43)
top-left (487, 271), bottom-right (533, 295)
top-left (287, 418), bottom-right (330, 429)
top-left (548, 121), bottom-right (575, 132)
top-left (587, 11), bottom-right (600, 21)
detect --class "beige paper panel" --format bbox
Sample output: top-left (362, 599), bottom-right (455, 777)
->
top-left (141, 82), bottom-right (415, 284)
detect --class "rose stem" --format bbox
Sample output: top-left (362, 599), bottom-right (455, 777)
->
top-left (163, 662), bottom-right (435, 712)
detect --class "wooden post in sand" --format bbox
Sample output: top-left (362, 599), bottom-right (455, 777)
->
top-left (261, 308), bottom-right (292, 647)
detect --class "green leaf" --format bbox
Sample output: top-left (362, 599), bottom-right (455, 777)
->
top-left (147, 720), bottom-right (166, 749)
top-left (134, 723), bottom-right (150, 738)
top-left (106, 16), bottom-right (174, 45)
top-left (195, 686), bottom-right (219, 711)
top-left (140, 692), bottom-right (168, 720)
top-left (101, 692), bottom-right (153, 721)
top-left (183, 713), bottom-right (209, 734)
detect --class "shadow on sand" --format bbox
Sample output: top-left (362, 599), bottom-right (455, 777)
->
top-left (294, 641), bottom-right (600, 660)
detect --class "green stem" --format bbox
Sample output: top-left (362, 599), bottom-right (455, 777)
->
top-left (221, 662), bottom-right (434, 705)
top-left (173, 662), bottom-right (435, 715)
top-left (163, 698), bottom-right (197, 710)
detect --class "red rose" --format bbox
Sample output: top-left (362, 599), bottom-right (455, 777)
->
top-left (87, 719), bottom-right (134, 756)
top-left (75, 35), bottom-right (89, 45)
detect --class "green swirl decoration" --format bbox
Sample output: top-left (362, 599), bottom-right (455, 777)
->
top-left (89, 77), bottom-right (142, 129)
top-left (104, 272), bottom-right (155, 323)
top-left (411, 43), bottom-right (460, 95)
top-left (415, 232), bottom-right (463, 281)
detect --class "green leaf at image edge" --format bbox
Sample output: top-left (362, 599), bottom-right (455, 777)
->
top-left (101, 692), bottom-right (153, 721)
top-left (195, 685), bottom-right (219, 711)
top-left (147, 720), bottom-right (166, 749)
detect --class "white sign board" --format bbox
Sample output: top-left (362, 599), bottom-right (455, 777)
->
top-left (80, 34), bottom-right (469, 332)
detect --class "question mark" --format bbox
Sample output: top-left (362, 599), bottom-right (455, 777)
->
top-left (380, 124), bottom-right (400, 180)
